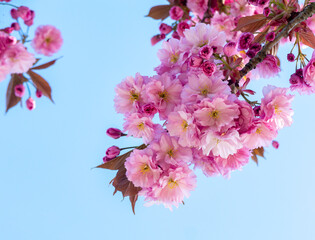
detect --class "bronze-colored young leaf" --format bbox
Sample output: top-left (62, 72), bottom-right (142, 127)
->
top-left (251, 147), bottom-right (265, 165)
top-left (27, 70), bottom-right (53, 102)
top-left (97, 144), bottom-right (146, 214)
top-left (233, 14), bottom-right (268, 33)
top-left (146, 5), bottom-right (172, 20)
top-left (254, 26), bottom-right (270, 43)
top-left (31, 58), bottom-right (59, 70)
top-left (298, 26), bottom-right (315, 49)
top-left (268, 42), bottom-right (280, 56)
top-left (6, 74), bottom-right (27, 113)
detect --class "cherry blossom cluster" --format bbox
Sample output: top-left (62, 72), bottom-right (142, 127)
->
top-left (103, 0), bottom-right (315, 210)
top-left (0, 1), bottom-right (63, 111)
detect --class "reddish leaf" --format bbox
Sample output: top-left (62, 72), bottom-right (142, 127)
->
top-left (31, 58), bottom-right (59, 70)
top-left (251, 147), bottom-right (265, 165)
top-left (6, 74), bottom-right (27, 113)
top-left (299, 26), bottom-right (315, 49)
top-left (96, 144), bottom-right (146, 214)
top-left (146, 5), bottom-right (172, 20)
top-left (254, 26), bottom-right (270, 43)
top-left (27, 70), bottom-right (53, 102)
top-left (234, 14), bottom-right (268, 33)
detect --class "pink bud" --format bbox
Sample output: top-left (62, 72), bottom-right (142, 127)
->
top-left (266, 32), bottom-right (275, 41)
top-left (253, 106), bottom-right (261, 117)
top-left (177, 21), bottom-right (190, 37)
top-left (159, 23), bottom-right (172, 34)
top-left (17, 6), bottom-right (30, 21)
top-left (263, 7), bottom-right (270, 17)
top-left (199, 45), bottom-right (213, 59)
top-left (10, 9), bottom-right (19, 19)
top-left (151, 34), bottom-right (163, 46)
top-left (3, 27), bottom-right (14, 34)
top-left (106, 128), bottom-right (123, 139)
top-left (189, 55), bottom-right (203, 68)
top-left (102, 156), bottom-right (113, 163)
top-left (172, 31), bottom-right (180, 40)
top-left (26, 97), bottom-right (36, 111)
top-left (287, 53), bottom-right (295, 62)
top-left (36, 89), bottom-right (42, 98)
top-left (169, 6), bottom-right (184, 20)
top-left (14, 84), bottom-right (25, 98)
top-left (11, 22), bottom-right (20, 31)
top-left (142, 103), bottom-right (157, 117)
top-left (202, 61), bottom-right (216, 76)
top-left (223, 42), bottom-right (237, 57)
top-left (106, 146), bottom-right (120, 159)
top-left (272, 140), bottom-right (279, 149)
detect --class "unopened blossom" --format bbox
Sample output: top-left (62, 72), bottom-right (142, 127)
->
top-left (167, 105), bottom-right (200, 148)
top-left (201, 61), bottom-right (216, 76)
top-left (238, 32), bottom-right (254, 50)
top-left (199, 45), bottom-right (213, 59)
top-left (14, 84), bottom-right (25, 97)
top-left (272, 140), bottom-right (279, 149)
top-left (106, 146), bottom-right (120, 159)
top-left (26, 97), bottom-right (36, 110)
top-left (151, 133), bottom-right (192, 166)
top-left (123, 113), bottom-right (155, 144)
top-left (177, 21), bottom-right (190, 38)
top-left (125, 149), bottom-right (161, 188)
top-left (36, 89), bottom-right (43, 98)
top-left (265, 32), bottom-right (276, 42)
top-left (106, 128), bottom-right (123, 139)
top-left (260, 85), bottom-right (294, 130)
top-left (169, 6), bottom-right (184, 20)
top-left (159, 23), bottom-right (172, 34)
top-left (32, 25), bottom-right (63, 56)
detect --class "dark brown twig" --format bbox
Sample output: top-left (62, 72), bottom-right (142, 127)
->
top-left (237, 2), bottom-right (315, 81)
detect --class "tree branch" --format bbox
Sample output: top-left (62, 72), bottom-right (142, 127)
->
top-left (238, 2), bottom-right (315, 81)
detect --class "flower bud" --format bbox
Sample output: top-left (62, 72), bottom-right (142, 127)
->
top-left (169, 6), bottom-right (184, 20)
top-left (106, 128), bottom-right (123, 139)
top-left (10, 9), bottom-right (18, 19)
top-left (106, 146), bottom-right (120, 159)
top-left (266, 32), bottom-right (275, 41)
top-left (36, 89), bottom-right (42, 98)
top-left (159, 23), bottom-right (172, 34)
top-left (287, 53), bottom-right (295, 62)
top-left (202, 61), bottom-right (216, 76)
top-left (14, 84), bottom-right (25, 97)
top-left (11, 22), bottom-right (20, 31)
top-left (199, 45), bottom-right (213, 59)
top-left (272, 140), bottom-right (279, 149)
top-left (26, 97), bottom-right (36, 111)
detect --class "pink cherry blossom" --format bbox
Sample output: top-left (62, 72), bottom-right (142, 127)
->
top-left (181, 72), bottom-right (230, 104)
top-left (201, 128), bottom-right (243, 158)
top-left (3, 43), bottom-right (36, 73)
top-left (241, 120), bottom-right (278, 149)
top-left (303, 50), bottom-right (315, 87)
top-left (123, 113), bottom-right (155, 144)
top-left (187, 0), bottom-right (208, 18)
top-left (153, 165), bottom-right (196, 208)
top-left (125, 149), bottom-right (161, 188)
top-left (253, 54), bottom-right (280, 79)
top-left (194, 97), bottom-right (240, 131)
top-left (32, 25), bottom-right (63, 56)
top-left (145, 73), bottom-right (182, 120)
top-left (151, 133), bottom-right (192, 166)
top-left (114, 73), bottom-right (146, 115)
top-left (261, 85), bottom-right (294, 129)
top-left (166, 105), bottom-right (200, 148)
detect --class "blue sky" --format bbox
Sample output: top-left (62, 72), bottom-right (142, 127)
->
top-left (0, 0), bottom-right (315, 239)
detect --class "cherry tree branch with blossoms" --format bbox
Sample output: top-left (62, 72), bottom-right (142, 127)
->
top-left (98, 0), bottom-right (315, 213)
